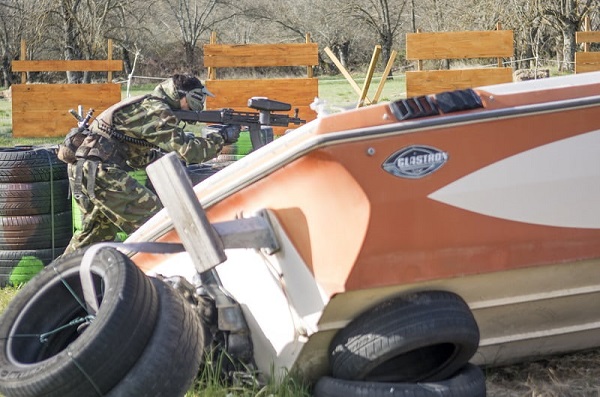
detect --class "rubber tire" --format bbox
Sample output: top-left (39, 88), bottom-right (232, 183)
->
top-left (314, 364), bottom-right (486, 397)
top-left (0, 248), bottom-right (159, 397)
top-left (0, 246), bottom-right (66, 287)
top-left (106, 277), bottom-right (208, 397)
top-left (0, 146), bottom-right (67, 183)
top-left (329, 290), bottom-right (480, 382)
top-left (185, 162), bottom-right (231, 185)
top-left (0, 211), bottom-right (73, 250)
top-left (0, 180), bottom-right (70, 216)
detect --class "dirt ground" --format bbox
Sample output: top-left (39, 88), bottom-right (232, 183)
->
top-left (485, 349), bottom-right (600, 396)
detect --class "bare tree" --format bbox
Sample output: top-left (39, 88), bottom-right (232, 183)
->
top-left (159, 0), bottom-right (225, 73)
top-left (348, 0), bottom-right (409, 67)
top-left (0, 0), bottom-right (26, 86)
top-left (539, 0), bottom-right (600, 72)
top-left (104, 0), bottom-right (162, 77)
top-left (29, 0), bottom-right (132, 83)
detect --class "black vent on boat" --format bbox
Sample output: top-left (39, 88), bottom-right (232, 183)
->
top-left (389, 88), bottom-right (484, 121)
top-left (389, 95), bottom-right (440, 120)
top-left (435, 89), bottom-right (483, 113)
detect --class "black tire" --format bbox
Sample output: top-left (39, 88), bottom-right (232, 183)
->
top-left (106, 278), bottom-right (208, 397)
top-left (0, 247), bottom-right (159, 397)
top-left (0, 211), bottom-right (73, 249)
top-left (185, 162), bottom-right (231, 185)
top-left (0, 146), bottom-right (67, 183)
top-left (329, 290), bottom-right (480, 383)
top-left (0, 246), bottom-right (66, 287)
top-left (314, 364), bottom-right (486, 397)
top-left (0, 179), bottom-right (71, 216)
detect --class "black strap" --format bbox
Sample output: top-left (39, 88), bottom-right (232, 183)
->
top-left (73, 159), bottom-right (85, 199)
top-left (86, 160), bottom-right (99, 200)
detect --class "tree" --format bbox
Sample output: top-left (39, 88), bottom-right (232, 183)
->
top-left (159, 0), bottom-right (224, 73)
top-left (348, 0), bottom-right (409, 67)
top-left (0, 0), bottom-right (26, 87)
top-left (539, 0), bottom-right (600, 72)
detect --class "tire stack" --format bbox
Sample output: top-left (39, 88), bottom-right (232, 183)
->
top-left (0, 146), bottom-right (71, 286)
top-left (0, 248), bottom-right (206, 397)
top-left (314, 291), bottom-right (487, 397)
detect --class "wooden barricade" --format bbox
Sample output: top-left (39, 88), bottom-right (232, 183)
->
top-left (575, 16), bottom-right (600, 74)
top-left (11, 40), bottom-right (122, 137)
top-left (405, 24), bottom-right (514, 97)
top-left (203, 33), bottom-right (318, 134)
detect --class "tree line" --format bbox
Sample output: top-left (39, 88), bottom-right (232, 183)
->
top-left (0, 0), bottom-right (599, 87)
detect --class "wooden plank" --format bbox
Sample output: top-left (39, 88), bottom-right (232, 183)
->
top-left (405, 68), bottom-right (513, 97)
top-left (406, 30), bottom-right (514, 60)
top-left (576, 31), bottom-right (600, 44)
top-left (205, 78), bottom-right (317, 135)
top-left (203, 43), bottom-right (319, 68)
top-left (357, 46), bottom-right (381, 108)
top-left (205, 78), bottom-right (318, 110)
top-left (575, 52), bottom-right (600, 73)
top-left (12, 83), bottom-right (121, 137)
top-left (373, 50), bottom-right (398, 103)
top-left (12, 59), bottom-right (123, 72)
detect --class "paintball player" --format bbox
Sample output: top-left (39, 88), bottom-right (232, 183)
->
top-left (59, 74), bottom-right (240, 254)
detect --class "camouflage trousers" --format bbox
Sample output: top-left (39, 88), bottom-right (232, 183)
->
top-left (64, 160), bottom-right (162, 254)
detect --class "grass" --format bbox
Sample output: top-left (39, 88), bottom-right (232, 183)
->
top-left (0, 285), bottom-right (17, 314)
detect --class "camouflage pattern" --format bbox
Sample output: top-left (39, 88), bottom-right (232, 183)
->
top-left (85, 78), bottom-right (225, 169)
top-left (64, 76), bottom-right (224, 253)
top-left (64, 160), bottom-right (162, 254)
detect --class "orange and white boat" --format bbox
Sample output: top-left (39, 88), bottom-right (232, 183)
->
top-left (128, 71), bottom-right (600, 386)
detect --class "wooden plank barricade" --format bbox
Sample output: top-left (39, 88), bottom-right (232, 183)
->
top-left (405, 24), bottom-right (514, 97)
top-left (11, 39), bottom-right (122, 137)
top-left (203, 33), bottom-right (319, 135)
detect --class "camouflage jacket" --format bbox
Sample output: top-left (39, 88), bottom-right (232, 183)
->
top-left (89, 78), bottom-right (225, 169)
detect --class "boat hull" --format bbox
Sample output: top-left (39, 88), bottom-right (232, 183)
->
top-left (130, 72), bottom-right (600, 381)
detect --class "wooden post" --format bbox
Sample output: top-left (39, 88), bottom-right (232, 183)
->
top-left (496, 22), bottom-right (503, 67)
top-left (306, 33), bottom-right (313, 78)
top-left (208, 32), bottom-right (217, 80)
top-left (107, 39), bottom-right (113, 82)
top-left (416, 29), bottom-right (423, 71)
top-left (584, 16), bottom-right (591, 52)
top-left (357, 45), bottom-right (381, 108)
top-left (20, 39), bottom-right (26, 83)
top-left (373, 49), bottom-right (398, 104)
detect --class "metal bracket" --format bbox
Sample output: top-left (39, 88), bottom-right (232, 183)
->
top-left (146, 153), bottom-right (280, 274)
top-left (213, 209), bottom-right (280, 254)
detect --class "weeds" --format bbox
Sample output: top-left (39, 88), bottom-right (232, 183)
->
top-left (189, 349), bottom-right (312, 397)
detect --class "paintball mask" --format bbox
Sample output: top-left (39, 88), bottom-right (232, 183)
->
top-left (183, 86), bottom-right (215, 111)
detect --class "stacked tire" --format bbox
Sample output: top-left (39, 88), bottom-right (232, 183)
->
top-left (0, 146), bottom-right (71, 286)
top-left (0, 247), bottom-right (207, 397)
top-left (315, 290), bottom-right (487, 397)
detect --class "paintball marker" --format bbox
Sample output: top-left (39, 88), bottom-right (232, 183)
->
top-left (173, 97), bottom-right (306, 150)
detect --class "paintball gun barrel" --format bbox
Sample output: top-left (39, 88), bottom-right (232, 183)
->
top-left (173, 97), bottom-right (306, 149)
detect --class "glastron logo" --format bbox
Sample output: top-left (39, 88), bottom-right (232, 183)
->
top-left (382, 145), bottom-right (449, 179)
